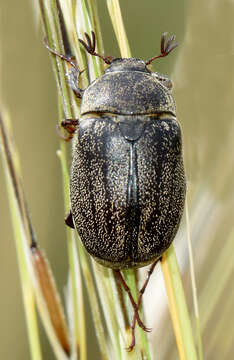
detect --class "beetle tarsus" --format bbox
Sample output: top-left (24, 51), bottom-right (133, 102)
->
top-left (126, 329), bottom-right (135, 352)
top-left (145, 32), bottom-right (178, 65)
top-left (127, 316), bottom-right (150, 352)
top-left (128, 259), bottom-right (161, 344)
top-left (79, 31), bottom-right (113, 64)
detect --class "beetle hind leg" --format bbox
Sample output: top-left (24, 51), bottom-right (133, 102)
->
top-left (127, 259), bottom-right (161, 351)
top-left (115, 258), bottom-right (161, 351)
top-left (115, 270), bottom-right (151, 350)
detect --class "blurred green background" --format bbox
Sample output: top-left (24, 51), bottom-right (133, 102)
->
top-left (0, 0), bottom-right (233, 359)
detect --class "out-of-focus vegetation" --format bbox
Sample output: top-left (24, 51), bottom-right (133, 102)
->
top-left (0, 0), bottom-right (233, 359)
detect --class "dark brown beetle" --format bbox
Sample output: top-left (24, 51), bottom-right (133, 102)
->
top-left (46, 31), bottom-right (186, 350)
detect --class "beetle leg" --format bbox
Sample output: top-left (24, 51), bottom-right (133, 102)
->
top-left (127, 259), bottom-right (161, 351)
top-left (65, 210), bottom-right (75, 229)
top-left (136, 258), bottom-right (161, 311)
top-left (44, 39), bottom-right (77, 67)
top-left (57, 119), bottom-right (79, 141)
top-left (66, 67), bottom-right (84, 99)
top-left (114, 270), bottom-right (150, 332)
top-left (44, 39), bottom-right (84, 98)
top-left (126, 318), bottom-right (136, 352)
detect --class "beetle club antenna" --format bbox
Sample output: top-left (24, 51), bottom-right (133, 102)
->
top-left (145, 32), bottom-right (178, 65)
top-left (79, 31), bottom-right (113, 65)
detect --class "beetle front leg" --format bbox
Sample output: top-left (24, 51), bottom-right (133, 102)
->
top-left (57, 119), bottom-right (79, 141)
top-left (45, 41), bottom-right (84, 99)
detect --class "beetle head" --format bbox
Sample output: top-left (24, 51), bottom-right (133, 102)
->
top-left (105, 58), bottom-right (173, 90)
top-left (105, 58), bottom-right (150, 74)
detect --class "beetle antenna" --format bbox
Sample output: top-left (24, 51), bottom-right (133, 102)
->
top-left (145, 32), bottom-right (178, 66)
top-left (79, 31), bottom-right (113, 65)
top-left (44, 37), bottom-right (80, 70)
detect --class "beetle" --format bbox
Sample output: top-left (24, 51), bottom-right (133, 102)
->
top-left (46, 31), bottom-right (186, 350)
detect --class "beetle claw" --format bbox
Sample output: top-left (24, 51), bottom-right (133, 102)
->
top-left (126, 332), bottom-right (135, 352)
top-left (139, 324), bottom-right (152, 332)
top-left (126, 320), bottom-right (151, 352)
